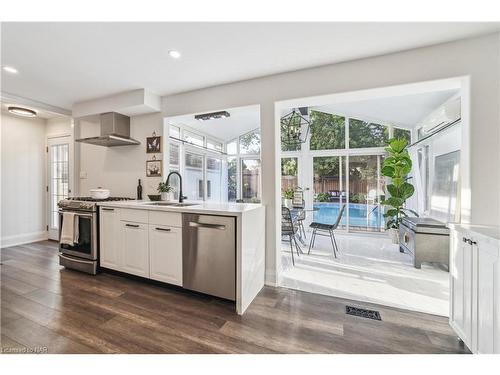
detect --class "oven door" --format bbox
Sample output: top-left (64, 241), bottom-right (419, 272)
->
top-left (59, 210), bottom-right (97, 260)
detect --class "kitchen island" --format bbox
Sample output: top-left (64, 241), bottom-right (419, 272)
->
top-left (97, 200), bottom-right (266, 315)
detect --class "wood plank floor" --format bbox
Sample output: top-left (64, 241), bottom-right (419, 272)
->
top-left (1, 240), bottom-right (468, 354)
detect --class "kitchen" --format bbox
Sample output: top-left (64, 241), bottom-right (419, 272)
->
top-left (1, 20), bottom-right (500, 360)
top-left (55, 104), bottom-right (266, 315)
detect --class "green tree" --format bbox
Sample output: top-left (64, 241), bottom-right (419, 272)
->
top-left (309, 111), bottom-right (345, 150)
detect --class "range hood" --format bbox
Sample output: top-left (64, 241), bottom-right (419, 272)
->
top-left (75, 112), bottom-right (140, 147)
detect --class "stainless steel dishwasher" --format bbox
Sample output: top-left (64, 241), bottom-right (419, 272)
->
top-left (182, 213), bottom-right (236, 301)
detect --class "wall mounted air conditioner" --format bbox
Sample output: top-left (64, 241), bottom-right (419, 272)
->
top-left (419, 96), bottom-right (461, 137)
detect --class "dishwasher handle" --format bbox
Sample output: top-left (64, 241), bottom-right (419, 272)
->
top-left (188, 221), bottom-right (226, 230)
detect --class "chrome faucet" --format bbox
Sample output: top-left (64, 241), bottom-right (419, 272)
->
top-left (166, 171), bottom-right (186, 203)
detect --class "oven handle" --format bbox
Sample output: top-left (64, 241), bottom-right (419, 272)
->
top-left (58, 210), bottom-right (94, 218)
top-left (59, 254), bottom-right (95, 265)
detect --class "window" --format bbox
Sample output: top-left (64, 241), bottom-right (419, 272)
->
top-left (169, 125), bottom-right (180, 139)
top-left (239, 130), bottom-right (261, 154)
top-left (206, 157), bottom-right (222, 201)
top-left (184, 130), bottom-right (204, 147)
top-left (241, 158), bottom-right (261, 203)
top-left (169, 143), bottom-right (179, 167)
top-left (309, 111), bottom-right (345, 150)
top-left (393, 127), bottom-right (412, 144)
top-left (184, 151), bottom-right (203, 201)
top-left (349, 118), bottom-right (389, 148)
top-left (227, 157), bottom-right (238, 202)
top-left (348, 155), bottom-right (385, 232)
top-left (206, 139), bottom-right (223, 152)
top-left (281, 158), bottom-right (298, 192)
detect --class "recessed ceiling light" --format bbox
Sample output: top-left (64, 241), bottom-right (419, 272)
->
top-left (8, 106), bottom-right (37, 117)
top-left (3, 66), bottom-right (18, 74)
top-left (168, 50), bottom-right (181, 59)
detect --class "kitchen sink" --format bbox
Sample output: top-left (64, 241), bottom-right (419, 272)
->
top-left (146, 202), bottom-right (199, 207)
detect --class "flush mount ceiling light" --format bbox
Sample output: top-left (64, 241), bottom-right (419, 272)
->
top-left (2, 66), bottom-right (18, 74)
top-left (168, 50), bottom-right (181, 59)
top-left (280, 107), bottom-right (310, 146)
top-left (195, 111), bottom-right (230, 122)
top-left (8, 106), bottom-right (37, 117)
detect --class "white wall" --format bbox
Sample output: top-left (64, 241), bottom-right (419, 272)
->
top-left (46, 117), bottom-right (72, 137)
top-left (1, 112), bottom-right (48, 247)
top-left (76, 112), bottom-right (163, 197)
top-left (161, 33), bottom-right (500, 285)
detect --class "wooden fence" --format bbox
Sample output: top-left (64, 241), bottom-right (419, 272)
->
top-left (281, 176), bottom-right (369, 194)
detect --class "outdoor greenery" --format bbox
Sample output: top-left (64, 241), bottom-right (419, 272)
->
top-left (309, 111), bottom-right (345, 150)
top-left (227, 158), bottom-right (237, 201)
top-left (381, 138), bottom-right (417, 229)
top-left (393, 127), bottom-right (412, 144)
top-left (349, 118), bottom-right (389, 148)
top-left (281, 157), bottom-right (298, 176)
top-left (315, 192), bottom-right (331, 202)
top-left (239, 130), bottom-right (261, 154)
top-left (282, 187), bottom-right (295, 199)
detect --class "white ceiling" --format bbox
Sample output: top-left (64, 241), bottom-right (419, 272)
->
top-left (169, 105), bottom-right (260, 141)
top-left (1, 22), bottom-right (498, 110)
top-left (313, 89), bottom-right (459, 128)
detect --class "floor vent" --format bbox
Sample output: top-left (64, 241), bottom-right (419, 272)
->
top-left (345, 305), bottom-right (381, 321)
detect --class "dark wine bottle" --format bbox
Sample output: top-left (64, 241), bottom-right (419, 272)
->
top-left (137, 179), bottom-right (143, 200)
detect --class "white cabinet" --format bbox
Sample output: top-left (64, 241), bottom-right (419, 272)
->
top-left (149, 225), bottom-right (182, 286)
top-left (99, 208), bottom-right (183, 284)
top-left (475, 239), bottom-right (500, 353)
top-left (100, 207), bottom-right (121, 270)
top-left (449, 225), bottom-right (500, 354)
top-left (121, 221), bottom-right (149, 278)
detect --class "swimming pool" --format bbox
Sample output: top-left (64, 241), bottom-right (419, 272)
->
top-left (313, 202), bottom-right (385, 229)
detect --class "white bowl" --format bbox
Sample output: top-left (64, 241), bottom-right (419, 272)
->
top-left (90, 188), bottom-right (110, 199)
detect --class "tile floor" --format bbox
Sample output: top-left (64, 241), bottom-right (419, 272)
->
top-left (279, 228), bottom-right (449, 316)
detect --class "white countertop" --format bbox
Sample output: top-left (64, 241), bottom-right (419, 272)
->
top-left (97, 200), bottom-right (264, 216)
top-left (448, 223), bottom-right (500, 243)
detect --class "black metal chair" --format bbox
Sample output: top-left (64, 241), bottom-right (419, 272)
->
top-left (281, 206), bottom-right (301, 266)
top-left (308, 204), bottom-right (346, 258)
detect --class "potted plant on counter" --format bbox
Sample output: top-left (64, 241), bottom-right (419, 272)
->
top-left (282, 187), bottom-right (294, 208)
top-left (381, 138), bottom-right (418, 244)
top-left (158, 181), bottom-right (174, 201)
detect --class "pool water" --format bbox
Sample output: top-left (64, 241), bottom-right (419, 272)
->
top-left (313, 202), bottom-right (385, 229)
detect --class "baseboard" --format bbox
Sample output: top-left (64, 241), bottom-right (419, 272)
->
top-left (265, 269), bottom-right (278, 286)
top-left (1, 230), bottom-right (48, 248)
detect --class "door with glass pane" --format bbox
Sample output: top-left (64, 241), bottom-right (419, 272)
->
top-left (348, 155), bottom-right (385, 232)
top-left (206, 156), bottom-right (223, 201)
top-left (184, 149), bottom-right (204, 201)
top-left (241, 158), bottom-right (261, 203)
top-left (47, 136), bottom-right (72, 240)
top-left (312, 156), bottom-right (346, 228)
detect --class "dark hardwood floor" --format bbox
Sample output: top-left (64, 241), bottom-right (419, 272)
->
top-left (1, 240), bottom-right (467, 354)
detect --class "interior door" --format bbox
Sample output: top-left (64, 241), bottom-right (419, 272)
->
top-left (47, 136), bottom-right (72, 240)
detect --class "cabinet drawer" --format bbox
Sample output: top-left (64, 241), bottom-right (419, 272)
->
top-left (120, 208), bottom-right (148, 223)
top-left (149, 211), bottom-right (182, 227)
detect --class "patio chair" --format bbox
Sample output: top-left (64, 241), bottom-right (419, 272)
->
top-left (281, 206), bottom-right (301, 266)
top-left (308, 204), bottom-right (346, 258)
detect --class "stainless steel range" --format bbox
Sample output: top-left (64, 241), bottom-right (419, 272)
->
top-left (399, 217), bottom-right (450, 270)
top-left (58, 197), bottom-right (133, 274)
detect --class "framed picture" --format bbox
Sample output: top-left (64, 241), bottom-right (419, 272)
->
top-left (146, 136), bottom-right (161, 153)
top-left (146, 160), bottom-right (162, 177)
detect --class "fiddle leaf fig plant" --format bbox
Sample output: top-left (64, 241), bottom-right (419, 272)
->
top-left (381, 137), bottom-right (418, 229)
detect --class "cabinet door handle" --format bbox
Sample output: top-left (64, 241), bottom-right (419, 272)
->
top-left (470, 240), bottom-right (477, 245)
top-left (125, 223), bottom-right (140, 228)
top-left (462, 237), bottom-right (468, 243)
top-left (155, 227), bottom-right (171, 232)
top-left (102, 208), bottom-right (114, 211)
